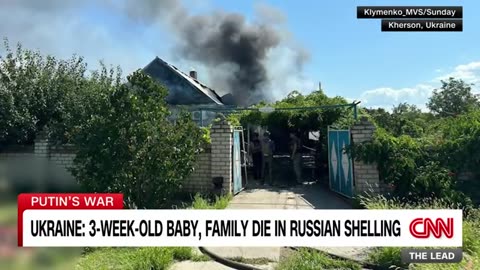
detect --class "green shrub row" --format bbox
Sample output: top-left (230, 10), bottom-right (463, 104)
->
top-left (353, 108), bottom-right (480, 207)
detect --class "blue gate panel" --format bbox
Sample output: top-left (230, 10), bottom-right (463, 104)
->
top-left (328, 131), bottom-right (339, 192)
top-left (338, 131), bottom-right (353, 197)
top-left (328, 129), bottom-right (354, 198)
top-left (233, 131), bottom-right (242, 194)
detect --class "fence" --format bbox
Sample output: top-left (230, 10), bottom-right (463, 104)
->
top-left (0, 116), bottom-right (236, 196)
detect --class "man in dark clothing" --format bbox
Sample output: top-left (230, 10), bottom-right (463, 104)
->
top-left (261, 131), bottom-right (275, 185)
top-left (290, 132), bottom-right (303, 184)
top-left (250, 132), bottom-right (263, 180)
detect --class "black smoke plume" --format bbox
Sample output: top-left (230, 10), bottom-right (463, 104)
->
top-left (177, 13), bottom-right (280, 105)
top-left (0, 0), bottom-right (311, 105)
top-left (124, 0), bottom-right (308, 105)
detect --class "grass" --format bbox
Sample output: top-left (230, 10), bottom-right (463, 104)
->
top-left (1, 201), bottom-right (83, 270)
top-left (190, 253), bottom-right (211, 262)
top-left (368, 247), bottom-right (406, 269)
top-left (0, 193), bottom-right (229, 270)
top-left (276, 248), bottom-right (362, 270)
top-left (369, 247), bottom-right (480, 270)
top-left (0, 201), bottom-right (17, 226)
top-left (77, 194), bottom-right (230, 269)
top-left (360, 194), bottom-right (480, 270)
top-left (190, 193), bottom-right (232, 209)
top-left (76, 247), bottom-right (209, 270)
top-left (76, 248), bottom-right (172, 270)
top-left (1, 248), bottom-right (83, 270)
top-left (410, 253), bottom-right (479, 270)
top-left (358, 193), bottom-right (468, 210)
top-left (228, 256), bottom-right (273, 265)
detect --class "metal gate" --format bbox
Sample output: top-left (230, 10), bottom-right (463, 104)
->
top-left (233, 128), bottom-right (247, 194)
top-left (328, 128), bottom-right (354, 198)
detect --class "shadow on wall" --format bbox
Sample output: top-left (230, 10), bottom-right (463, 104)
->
top-left (0, 156), bottom-right (81, 195)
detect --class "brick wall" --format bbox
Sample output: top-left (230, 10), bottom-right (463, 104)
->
top-left (182, 147), bottom-right (212, 193)
top-left (179, 114), bottom-right (234, 195)
top-left (176, 115), bottom-right (233, 194)
top-left (1, 117), bottom-right (236, 195)
top-left (0, 144), bottom-right (75, 169)
top-left (0, 136), bottom-right (78, 192)
top-left (351, 117), bottom-right (388, 195)
top-left (210, 115), bottom-right (233, 195)
top-left (0, 146), bottom-right (35, 191)
top-left (33, 134), bottom-right (76, 171)
top-left (45, 142), bottom-right (76, 170)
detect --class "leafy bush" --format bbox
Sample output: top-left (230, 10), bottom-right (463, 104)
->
top-left (436, 110), bottom-right (480, 175)
top-left (226, 113), bottom-right (241, 126)
top-left (353, 127), bottom-right (472, 206)
top-left (72, 70), bottom-right (203, 209)
top-left (200, 126), bottom-right (211, 145)
top-left (352, 128), bottom-right (424, 197)
top-left (0, 39), bottom-right (96, 148)
top-left (49, 63), bottom-right (122, 144)
top-left (436, 110), bottom-right (480, 205)
top-left (360, 94), bottom-right (480, 204)
top-left (0, 39), bottom-right (123, 148)
top-left (412, 162), bottom-right (471, 204)
top-left (463, 221), bottom-right (480, 255)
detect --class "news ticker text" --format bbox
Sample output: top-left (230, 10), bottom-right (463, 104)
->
top-left (358, 6), bottom-right (462, 19)
top-left (401, 248), bottom-right (463, 264)
top-left (21, 209), bottom-right (462, 247)
top-left (382, 20), bottom-right (462, 32)
top-left (17, 194), bottom-right (463, 247)
top-left (357, 6), bottom-right (463, 32)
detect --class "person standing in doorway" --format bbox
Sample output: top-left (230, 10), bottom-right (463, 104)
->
top-left (250, 132), bottom-right (263, 180)
top-left (290, 132), bottom-right (303, 185)
top-left (261, 131), bottom-right (275, 186)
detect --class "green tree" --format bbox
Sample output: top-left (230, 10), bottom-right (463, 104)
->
top-left (71, 70), bottom-right (203, 208)
top-left (48, 62), bottom-right (122, 144)
top-left (0, 39), bottom-right (91, 148)
top-left (365, 108), bottom-right (392, 130)
top-left (366, 103), bottom-right (431, 138)
top-left (392, 102), bottom-right (421, 116)
top-left (427, 77), bottom-right (478, 117)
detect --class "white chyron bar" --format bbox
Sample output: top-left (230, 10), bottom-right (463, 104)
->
top-left (21, 209), bottom-right (462, 247)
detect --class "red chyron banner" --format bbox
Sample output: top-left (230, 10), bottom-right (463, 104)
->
top-left (17, 193), bottom-right (123, 246)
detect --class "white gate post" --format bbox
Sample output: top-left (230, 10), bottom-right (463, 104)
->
top-left (350, 117), bottom-right (384, 195)
top-left (210, 114), bottom-right (233, 195)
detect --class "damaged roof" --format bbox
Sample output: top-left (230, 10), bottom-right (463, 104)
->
top-left (143, 57), bottom-right (224, 105)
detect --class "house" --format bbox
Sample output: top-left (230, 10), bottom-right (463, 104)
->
top-left (143, 57), bottom-right (230, 126)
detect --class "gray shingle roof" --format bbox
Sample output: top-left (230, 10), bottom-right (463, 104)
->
top-left (144, 57), bottom-right (224, 105)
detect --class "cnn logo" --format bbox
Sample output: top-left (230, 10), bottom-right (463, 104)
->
top-left (409, 218), bottom-right (454, 239)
